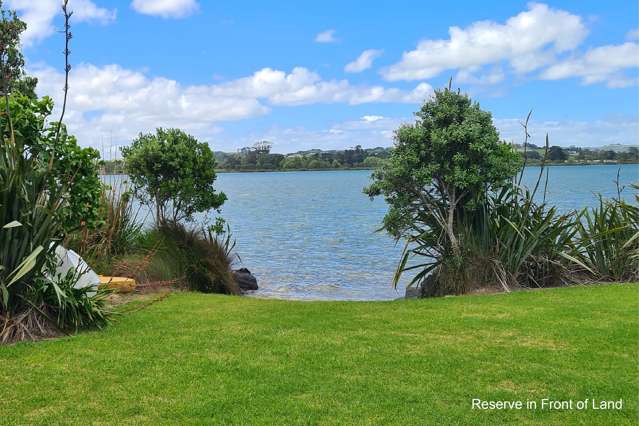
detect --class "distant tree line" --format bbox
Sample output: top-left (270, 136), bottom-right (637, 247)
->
top-left (517, 143), bottom-right (639, 163)
top-left (100, 142), bottom-right (638, 174)
top-left (213, 142), bottom-right (391, 171)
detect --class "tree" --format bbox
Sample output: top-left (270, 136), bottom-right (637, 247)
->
top-left (0, 3), bottom-right (101, 233)
top-left (362, 156), bottom-right (385, 168)
top-left (281, 156), bottom-right (305, 169)
top-left (2, 94), bottom-right (102, 231)
top-left (122, 128), bottom-right (226, 224)
top-left (524, 150), bottom-right (542, 161)
top-left (548, 146), bottom-right (567, 161)
top-left (366, 87), bottom-right (521, 259)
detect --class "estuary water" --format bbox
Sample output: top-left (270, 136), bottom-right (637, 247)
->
top-left (105, 164), bottom-right (638, 300)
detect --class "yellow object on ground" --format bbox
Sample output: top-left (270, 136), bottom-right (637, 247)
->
top-left (99, 275), bottom-right (136, 293)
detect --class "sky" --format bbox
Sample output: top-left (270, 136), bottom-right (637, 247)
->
top-left (9, 0), bottom-right (639, 154)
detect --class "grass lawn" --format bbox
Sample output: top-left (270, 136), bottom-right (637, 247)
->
top-left (1, 283), bottom-right (637, 424)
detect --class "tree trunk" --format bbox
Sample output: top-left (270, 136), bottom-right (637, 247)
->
top-left (446, 185), bottom-right (461, 257)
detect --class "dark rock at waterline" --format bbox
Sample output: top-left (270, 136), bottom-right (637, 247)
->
top-left (233, 268), bottom-right (258, 291)
top-left (404, 286), bottom-right (422, 299)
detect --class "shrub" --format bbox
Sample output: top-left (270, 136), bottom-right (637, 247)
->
top-left (68, 183), bottom-right (144, 263)
top-left (366, 86), bottom-right (522, 295)
top-left (121, 128), bottom-right (226, 225)
top-left (156, 222), bottom-right (240, 295)
top-left (2, 91), bottom-right (102, 233)
top-left (564, 186), bottom-right (639, 282)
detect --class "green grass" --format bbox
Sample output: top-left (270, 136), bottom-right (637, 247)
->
top-left (1, 284), bottom-right (637, 425)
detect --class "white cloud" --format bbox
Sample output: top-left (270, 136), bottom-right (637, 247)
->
top-left (627, 28), bottom-right (639, 40)
top-left (361, 115), bottom-right (384, 123)
top-left (209, 67), bottom-right (432, 106)
top-left (314, 29), bottom-right (337, 43)
top-left (31, 63), bottom-right (266, 150)
top-left (230, 116), bottom-right (407, 153)
top-left (383, 3), bottom-right (587, 81)
top-left (30, 63), bottom-right (432, 150)
top-left (455, 67), bottom-right (505, 86)
top-left (71, 0), bottom-right (117, 22)
top-left (345, 49), bottom-right (383, 73)
top-left (131, 0), bottom-right (199, 18)
top-left (8, 0), bottom-right (116, 46)
top-left (496, 117), bottom-right (639, 148)
top-left (540, 42), bottom-right (639, 88)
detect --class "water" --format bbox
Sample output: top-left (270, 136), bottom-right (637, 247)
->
top-left (104, 164), bottom-right (638, 300)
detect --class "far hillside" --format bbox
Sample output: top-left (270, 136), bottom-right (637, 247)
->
top-left (101, 142), bottom-right (639, 174)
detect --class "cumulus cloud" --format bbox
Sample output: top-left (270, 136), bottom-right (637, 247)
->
top-left (131, 0), bottom-right (198, 18)
top-left (627, 28), bottom-right (639, 40)
top-left (540, 42), bottom-right (639, 88)
top-left (31, 64), bottom-right (266, 150)
top-left (202, 67), bottom-right (432, 106)
top-left (383, 3), bottom-right (587, 81)
top-left (30, 63), bottom-right (432, 150)
top-left (8, 0), bottom-right (116, 46)
top-left (455, 67), bottom-right (505, 86)
top-left (361, 115), bottom-right (385, 123)
top-left (314, 29), bottom-right (337, 43)
top-left (345, 49), bottom-right (383, 73)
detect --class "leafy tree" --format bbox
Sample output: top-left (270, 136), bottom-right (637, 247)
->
top-left (362, 156), bottom-right (385, 168)
top-left (366, 87), bottom-right (521, 259)
top-left (281, 156), bottom-right (305, 169)
top-left (122, 128), bottom-right (226, 224)
top-left (548, 146), bottom-right (567, 161)
top-left (524, 150), bottom-right (542, 160)
top-left (0, 5), bottom-right (101, 233)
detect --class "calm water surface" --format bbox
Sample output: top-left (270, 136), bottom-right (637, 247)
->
top-left (105, 164), bottom-right (638, 300)
top-left (213, 164), bottom-right (638, 300)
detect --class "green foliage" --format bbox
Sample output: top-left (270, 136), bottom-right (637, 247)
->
top-left (0, 2), bottom-right (26, 97)
top-left (370, 88), bottom-right (637, 296)
top-left (0, 1), bottom-right (109, 342)
top-left (67, 183), bottom-right (144, 261)
top-left (462, 184), bottom-right (575, 292)
top-left (366, 87), bottom-right (521, 241)
top-left (548, 146), bottom-right (567, 161)
top-left (362, 156), bottom-right (385, 168)
top-left (0, 126), bottom-right (109, 342)
top-left (122, 128), bottom-right (226, 224)
top-left (564, 187), bottom-right (639, 281)
top-left (156, 222), bottom-right (239, 294)
top-left (1, 93), bottom-right (102, 232)
top-left (31, 268), bottom-right (111, 331)
top-left (0, 132), bottom-right (63, 312)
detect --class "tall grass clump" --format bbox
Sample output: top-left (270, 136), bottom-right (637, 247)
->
top-left (156, 222), bottom-right (240, 295)
top-left (68, 183), bottom-right (144, 269)
top-left (564, 183), bottom-right (639, 282)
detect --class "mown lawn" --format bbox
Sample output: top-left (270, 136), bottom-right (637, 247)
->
top-left (1, 284), bottom-right (637, 425)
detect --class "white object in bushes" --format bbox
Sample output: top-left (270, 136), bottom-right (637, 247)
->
top-left (52, 245), bottom-right (100, 290)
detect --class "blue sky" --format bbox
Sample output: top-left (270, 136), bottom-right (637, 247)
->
top-left (10, 0), bottom-right (639, 154)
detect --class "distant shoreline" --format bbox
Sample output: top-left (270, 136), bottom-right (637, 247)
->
top-left (100, 161), bottom-right (639, 175)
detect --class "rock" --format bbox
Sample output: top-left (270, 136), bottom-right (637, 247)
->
top-left (233, 268), bottom-right (258, 291)
top-left (404, 286), bottom-right (422, 299)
